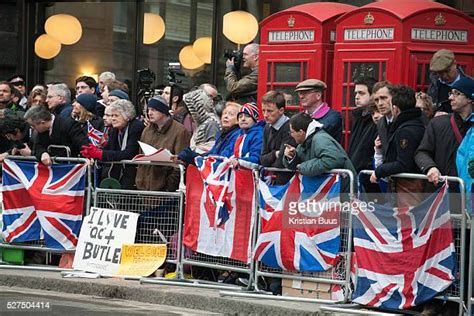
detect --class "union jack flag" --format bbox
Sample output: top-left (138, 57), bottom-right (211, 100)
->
top-left (87, 121), bottom-right (106, 147)
top-left (183, 156), bottom-right (255, 263)
top-left (1, 159), bottom-right (87, 250)
top-left (254, 173), bottom-right (341, 272)
top-left (352, 183), bottom-right (455, 310)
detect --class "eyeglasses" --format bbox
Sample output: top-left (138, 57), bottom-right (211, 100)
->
top-left (448, 90), bottom-right (464, 98)
top-left (11, 81), bottom-right (24, 87)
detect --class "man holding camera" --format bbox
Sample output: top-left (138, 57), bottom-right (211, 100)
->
top-left (224, 43), bottom-right (259, 104)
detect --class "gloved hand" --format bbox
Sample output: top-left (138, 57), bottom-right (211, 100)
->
top-left (468, 158), bottom-right (474, 178)
top-left (80, 144), bottom-right (103, 160)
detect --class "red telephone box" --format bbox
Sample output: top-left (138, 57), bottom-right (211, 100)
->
top-left (332, 0), bottom-right (474, 148)
top-left (258, 2), bottom-right (356, 114)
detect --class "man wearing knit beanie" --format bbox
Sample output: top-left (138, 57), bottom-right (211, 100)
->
top-left (148, 96), bottom-right (170, 117)
top-left (135, 96), bottom-right (190, 192)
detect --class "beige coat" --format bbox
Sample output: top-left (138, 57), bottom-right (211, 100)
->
top-left (135, 118), bottom-right (190, 191)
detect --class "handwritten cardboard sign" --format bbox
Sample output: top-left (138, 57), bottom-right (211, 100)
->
top-left (73, 207), bottom-right (139, 275)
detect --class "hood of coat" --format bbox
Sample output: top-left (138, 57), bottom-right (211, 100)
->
top-left (305, 119), bottom-right (324, 140)
top-left (183, 89), bottom-right (218, 125)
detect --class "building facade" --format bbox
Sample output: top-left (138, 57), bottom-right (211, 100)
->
top-left (2, 0), bottom-right (473, 103)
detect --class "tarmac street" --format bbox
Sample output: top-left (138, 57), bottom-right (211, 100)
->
top-left (0, 287), bottom-right (217, 315)
top-left (0, 268), bottom-right (324, 315)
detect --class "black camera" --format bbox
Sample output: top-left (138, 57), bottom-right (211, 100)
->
top-left (224, 49), bottom-right (243, 71)
top-left (168, 62), bottom-right (184, 85)
top-left (137, 68), bottom-right (156, 90)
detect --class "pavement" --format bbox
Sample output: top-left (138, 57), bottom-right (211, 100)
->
top-left (0, 267), bottom-right (328, 315)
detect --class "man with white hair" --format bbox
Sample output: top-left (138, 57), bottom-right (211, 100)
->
top-left (98, 71), bottom-right (116, 92)
top-left (225, 43), bottom-right (259, 104)
top-left (47, 83), bottom-right (72, 119)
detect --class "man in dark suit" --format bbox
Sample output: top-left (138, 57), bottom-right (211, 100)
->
top-left (370, 85), bottom-right (425, 207)
top-left (24, 106), bottom-right (88, 165)
top-left (260, 90), bottom-right (296, 184)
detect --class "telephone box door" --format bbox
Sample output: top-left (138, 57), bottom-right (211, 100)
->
top-left (408, 52), bottom-right (474, 92)
top-left (335, 51), bottom-right (395, 148)
top-left (260, 51), bottom-right (318, 114)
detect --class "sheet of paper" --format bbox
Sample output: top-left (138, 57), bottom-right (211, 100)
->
top-left (134, 141), bottom-right (173, 162)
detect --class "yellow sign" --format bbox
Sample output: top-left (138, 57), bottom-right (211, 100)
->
top-left (116, 244), bottom-right (167, 277)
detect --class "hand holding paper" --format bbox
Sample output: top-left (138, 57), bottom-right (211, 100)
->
top-left (133, 141), bottom-right (173, 162)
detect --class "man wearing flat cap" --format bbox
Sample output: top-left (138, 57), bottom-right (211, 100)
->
top-left (295, 78), bottom-right (342, 142)
top-left (135, 96), bottom-right (190, 192)
top-left (428, 49), bottom-right (469, 113)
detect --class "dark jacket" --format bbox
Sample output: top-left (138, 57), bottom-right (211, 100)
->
top-left (283, 120), bottom-right (356, 193)
top-left (376, 116), bottom-right (393, 159)
top-left (348, 108), bottom-right (378, 172)
top-left (102, 118), bottom-right (144, 190)
top-left (260, 118), bottom-right (296, 169)
top-left (427, 66), bottom-right (468, 113)
top-left (318, 109), bottom-right (342, 143)
top-left (33, 115), bottom-right (89, 160)
top-left (77, 117), bottom-right (105, 137)
top-left (260, 118), bottom-right (297, 184)
top-left (53, 103), bottom-right (73, 119)
top-left (415, 112), bottom-right (471, 177)
top-left (375, 108), bottom-right (425, 179)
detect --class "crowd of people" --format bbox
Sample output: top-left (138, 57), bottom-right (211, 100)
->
top-left (0, 44), bottom-right (473, 311)
top-left (0, 47), bottom-right (472, 204)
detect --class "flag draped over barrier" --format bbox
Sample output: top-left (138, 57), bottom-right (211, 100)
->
top-left (352, 183), bottom-right (455, 309)
top-left (254, 173), bottom-right (341, 272)
top-left (183, 156), bottom-right (255, 263)
top-left (2, 159), bottom-right (87, 250)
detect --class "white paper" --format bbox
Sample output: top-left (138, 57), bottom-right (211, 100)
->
top-left (133, 141), bottom-right (173, 162)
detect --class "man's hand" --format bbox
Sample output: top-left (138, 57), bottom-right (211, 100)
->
top-left (226, 58), bottom-right (234, 68)
top-left (18, 144), bottom-right (31, 156)
top-left (427, 167), bottom-right (441, 184)
top-left (284, 144), bottom-right (296, 160)
top-left (374, 135), bottom-right (382, 152)
top-left (228, 158), bottom-right (240, 169)
top-left (41, 152), bottom-right (52, 166)
top-left (369, 171), bottom-right (378, 184)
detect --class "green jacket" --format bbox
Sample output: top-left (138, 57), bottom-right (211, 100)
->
top-left (283, 120), bottom-right (356, 193)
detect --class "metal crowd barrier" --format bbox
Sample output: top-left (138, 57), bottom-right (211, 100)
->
top-left (0, 155), bottom-right (92, 271)
top-left (143, 164), bottom-right (260, 291)
top-left (221, 168), bottom-right (356, 303)
top-left (94, 160), bottom-right (185, 278)
top-left (321, 171), bottom-right (467, 316)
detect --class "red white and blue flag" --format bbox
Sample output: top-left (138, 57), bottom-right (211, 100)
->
top-left (183, 156), bottom-right (255, 263)
top-left (1, 159), bottom-right (87, 250)
top-left (87, 121), bottom-right (106, 147)
top-left (254, 173), bottom-right (341, 272)
top-left (352, 183), bottom-right (455, 310)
